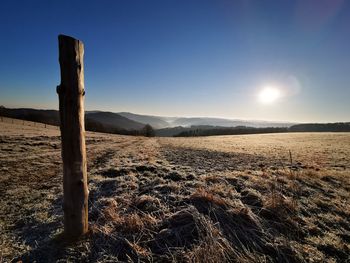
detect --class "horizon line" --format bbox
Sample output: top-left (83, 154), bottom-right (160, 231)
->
top-left (2, 104), bottom-right (350, 124)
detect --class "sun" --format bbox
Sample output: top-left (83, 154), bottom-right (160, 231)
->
top-left (258, 86), bottom-right (281, 104)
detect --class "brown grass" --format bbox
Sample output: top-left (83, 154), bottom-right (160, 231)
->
top-left (1, 120), bottom-right (349, 262)
top-left (190, 187), bottom-right (228, 207)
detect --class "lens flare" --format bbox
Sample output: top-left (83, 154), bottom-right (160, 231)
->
top-left (258, 86), bottom-right (281, 104)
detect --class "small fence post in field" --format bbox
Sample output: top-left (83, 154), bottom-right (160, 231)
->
top-left (57, 34), bottom-right (88, 238)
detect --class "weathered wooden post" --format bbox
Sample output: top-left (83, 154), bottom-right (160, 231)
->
top-left (57, 35), bottom-right (88, 238)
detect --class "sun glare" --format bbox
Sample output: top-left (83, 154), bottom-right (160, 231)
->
top-left (258, 86), bottom-right (281, 104)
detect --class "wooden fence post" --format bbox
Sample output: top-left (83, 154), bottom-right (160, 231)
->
top-left (57, 34), bottom-right (88, 238)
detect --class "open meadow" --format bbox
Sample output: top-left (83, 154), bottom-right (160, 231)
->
top-left (0, 118), bottom-right (349, 262)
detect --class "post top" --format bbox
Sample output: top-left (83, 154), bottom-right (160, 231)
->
top-left (58, 34), bottom-right (83, 44)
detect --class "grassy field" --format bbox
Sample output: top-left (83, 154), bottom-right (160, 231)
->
top-left (0, 119), bottom-right (349, 262)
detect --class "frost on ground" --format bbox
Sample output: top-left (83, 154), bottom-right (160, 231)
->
top-left (0, 119), bottom-right (349, 262)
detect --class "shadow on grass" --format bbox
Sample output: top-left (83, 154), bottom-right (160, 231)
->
top-left (13, 195), bottom-right (70, 262)
top-left (16, 176), bottom-right (131, 262)
top-left (161, 147), bottom-right (280, 172)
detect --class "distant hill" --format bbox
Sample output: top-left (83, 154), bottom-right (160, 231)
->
top-left (155, 125), bottom-right (218, 137)
top-left (86, 112), bottom-right (145, 130)
top-left (165, 123), bottom-right (350, 137)
top-left (156, 125), bottom-right (288, 137)
top-left (117, 112), bottom-right (295, 128)
top-left (2, 107), bottom-right (348, 137)
top-left (289, 123), bottom-right (350, 132)
top-left (174, 126), bottom-right (288, 137)
top-left (168, 117), bottom-right (294, 128)
top-left (0, 107), bottom-right (295, 131)
top-left (0, 108), bottom-right (60, 125)
top-left (0, 107), bottom-right (145, 132)
top-left (118, 112), bottom-right (169, 129)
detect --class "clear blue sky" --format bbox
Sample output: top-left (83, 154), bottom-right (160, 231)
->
top-left (0, 0), bottom-right (349, 122)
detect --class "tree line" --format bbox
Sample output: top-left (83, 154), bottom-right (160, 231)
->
top-left (174, 126), bottom-right (288, 137)
top-left (173, 123), bottom-right (350, 137)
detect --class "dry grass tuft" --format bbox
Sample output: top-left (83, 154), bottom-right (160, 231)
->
top-left (190, 187), bottom-right (228, 208)
top-left (185, 214), bottom-right (235, 263)
top-left (104, 211), bottom-right (156, 234)
top-left (133, 195), bottom-right (161, 212)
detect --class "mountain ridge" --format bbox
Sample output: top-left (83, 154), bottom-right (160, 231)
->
top-left (0, 107), bottom-right (145, 131)
top-left (1, 107), bottom-right (349, 136)
top-left (117, 111), bottom-right (296, 129)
